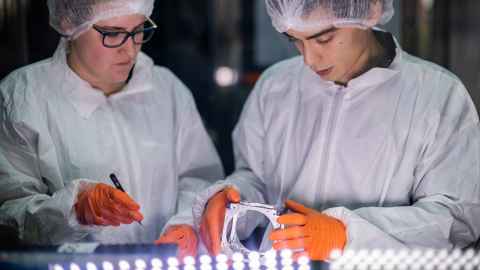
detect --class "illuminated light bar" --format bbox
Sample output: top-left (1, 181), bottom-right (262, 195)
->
top-left (330, 249), bottom-right (480, 270)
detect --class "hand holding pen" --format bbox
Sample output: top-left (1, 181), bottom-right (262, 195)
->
top-left (109, 173), bottom-right (143, 226)
top-left (74, 174), bottom-right (144, 227)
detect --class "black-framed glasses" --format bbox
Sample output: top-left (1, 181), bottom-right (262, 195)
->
top-left (92, 17), bottom-right (157, 48)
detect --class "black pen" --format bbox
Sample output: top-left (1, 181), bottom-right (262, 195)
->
top-left (109, 173), bottom-right (143, 226)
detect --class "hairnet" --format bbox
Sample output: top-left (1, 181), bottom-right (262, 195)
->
top-left (265, 0), bottom-right (394, 33)
top-left (47, 0), bottom-right (155, 40)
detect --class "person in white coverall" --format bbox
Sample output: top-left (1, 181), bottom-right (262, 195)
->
top-left (194, 0), bottom-right (480, 261)
top-left (0, 0), bottom-right (223, 259)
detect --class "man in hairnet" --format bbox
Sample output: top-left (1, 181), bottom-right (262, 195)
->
top-left (0, 0), bottom-right (223, 259)
top-left (194, 0), bottom-right (480, 261)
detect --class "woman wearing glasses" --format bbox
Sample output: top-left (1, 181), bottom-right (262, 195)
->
top-left (0, 0), bottom-right (223, 258)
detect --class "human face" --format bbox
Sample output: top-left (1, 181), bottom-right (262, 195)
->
top-left (68, 14), bottom-right (146, 94)
top-left (286, 26), bottom-right (379, 85)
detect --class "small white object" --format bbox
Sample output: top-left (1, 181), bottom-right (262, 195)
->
top-left (86, 262), bottom-right (98, 270)
top-left (280, 249), bottom-right (293, 259)
top-left (233, 261), bottom-right (245, 270)
top-left (329, 249), bottom-right (343, 260)
top-left (298, 255), bottom-right (310, 266)
top-left (232, 252), bottom-right (245, 262)
top-left (134, 259), bottom-right (147, 269)
top-left (167, 257), bottom-right (179, 267)
top-left (216, 254), bottom-right (228, 263)
top-left (69, 263), bottom-right (81, 270)
top-left (200, 255), bottom-right (212, 265)
top-left (184, 265), bottom-right (196, 270)
top-left (215, 67), bottom-right (239, 87)
top-left (281, 258), bottom-right (293, 266)
top-left (216, 263), bottom-right (229, 270)
top-left (183, 256), bottom-right (196, 265)
top-left (151, 258), bottom-right (163, 268)
top-left (200, 264), bottom-right (213, 270)
top-left (52, 264), bottom-right (64, 270)
top-left (118, 260), bottom-right (130, 270)
top-left (102, 261), bottom-right (114, 270)
top-left (248, 251), bottom-right (261, 262)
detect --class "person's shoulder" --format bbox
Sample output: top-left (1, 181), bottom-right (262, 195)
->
top-left (399, 52), bottom-right (478, 120)
top-left (400, 52), bottom-right (464, 90)
top-left (0, 58), bottom-right (53, 113)
top-left (252, 56), bottom-right (303, 97)
top-left (261, 56), bottom-right (303, 82)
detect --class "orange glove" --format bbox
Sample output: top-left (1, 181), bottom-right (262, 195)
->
top-left (199, 187), bottom-right (240, 255)
top-left (155, 225), bottom-right (198, 261)
top-left (74, 183), bottom-right (143, 226)
top-left (270, 200), bottom-right (346, 261)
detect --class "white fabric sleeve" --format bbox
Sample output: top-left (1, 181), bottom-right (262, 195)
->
top-left (324, 83), bottom-right (480, 250)
top-left (0, 120), bottom-right (103, 244)
top-left (162, 71), bottom-right (225, 233)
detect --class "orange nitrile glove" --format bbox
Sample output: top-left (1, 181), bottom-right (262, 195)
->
top-left (199, 187), bottom-right (240, 255)
top-left (74, 183), bottom-right (144, 226)
top-left (155, 225), bottom-right (198, 261)
top-left (269, 200), bottom-right (346, 261)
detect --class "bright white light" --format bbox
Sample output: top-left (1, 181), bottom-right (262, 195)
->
top-left (151, 258), bottom-right (163, 268)
top-left (52, 264), bottom-right (64, 270)
top-left (183, 256), bottom-right (196, 265)
top-left (102, 261), bottom-right (114, 270)
top-left (216, 254), bottom-right (228, 263)
top-left (371, 249), bottom-right (382, 258)
top-left (167, 267), bottom-right (179, 270)
top-left (233, 262), bottom-right (245, 270)
top-left (265, 249), bottom-right (277, 260)
top-left (248, 260), bottom-right (261, 269)
top-left (118, 260), bottom-right (130, 270)
top-left (281, 266), bottom-right (294, 270)
top-left (216, 263), bottom-right (229, 270)
top-left (248, 251), bottom-right (260, 262)
top-left (134, 259), bottom-right (147, 269)
top-left (329, 249), bottom-right (343, 260)
top-left (280, 249), bottom-right (293, 258)
top-left (281, 258), bottom-right (293, 266)
top-left (199, 264), bottom-right (212, 270)
top-left (298, 265), bottom-right (311, 270)
top-left (70, 263), bottom-right (81, 270)
top-left (184, 265), bottom-right (196, 270)
top-left (298, 255), bottom-right (310, 266)
top-left (265, 259), bottom-right (277, 268)
top-left (232, 252), bottom-right (244, 262)
top-left (199, 255), bottom-right (212, 265)
top-left (167, 257), bottom-right (179, 267)
top-left (215, 66), bottom-right (238, 87)
top-left (86, 262), bottom-right (98, 270)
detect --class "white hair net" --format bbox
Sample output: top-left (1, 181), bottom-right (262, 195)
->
top-left (265, 0), bottom-right (394, 33)
top-left (47, 0), bottom-right (155, 40)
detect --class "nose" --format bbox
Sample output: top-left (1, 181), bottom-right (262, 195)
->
top-left (120, 36), bottom-right (139, 59)
top-left (302, 43), bottom-right (320, 70)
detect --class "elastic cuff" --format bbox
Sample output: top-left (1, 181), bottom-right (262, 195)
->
top-left (192, 182), bottom-right (238, 230)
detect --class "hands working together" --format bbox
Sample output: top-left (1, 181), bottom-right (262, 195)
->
top-left (166, 187), bottom-right (346, 261)
top-left (75, 184), bottom-right (345, 261)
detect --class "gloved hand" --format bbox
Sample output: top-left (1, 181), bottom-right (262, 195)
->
top-left (74, 183), bottom-right (143, 226)
top-left (270, 200), bottom-right (346, 261)
top-left (199, 186), bottom-right (240, 255)
top-left (155, 225), bottom-right (198, 261)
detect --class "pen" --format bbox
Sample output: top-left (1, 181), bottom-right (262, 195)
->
top-left (109, 173), bottom-right (143, 226)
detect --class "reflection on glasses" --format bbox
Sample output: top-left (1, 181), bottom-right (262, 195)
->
top-left (92, 17), bottom-right (157, 48)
